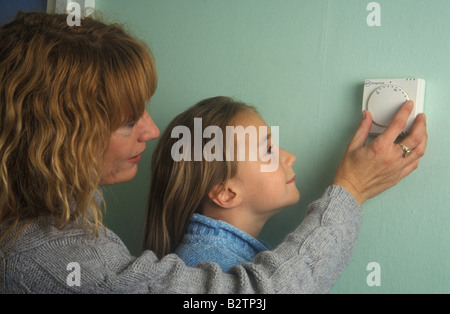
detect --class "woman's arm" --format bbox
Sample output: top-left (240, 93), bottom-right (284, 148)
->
top-left (2, 186), bottom-right (358, 294)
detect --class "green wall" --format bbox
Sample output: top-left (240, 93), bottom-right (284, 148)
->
top-left (97, 0), bottom-right (449, 293)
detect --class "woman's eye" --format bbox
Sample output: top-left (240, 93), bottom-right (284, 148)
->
top-left (124, 120), bottom-right (136, 128)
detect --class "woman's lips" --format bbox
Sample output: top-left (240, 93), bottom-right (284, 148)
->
top-left (287, 176), bottom-right (296, 184)
top-left (128, 154), bottom-right (142, 163)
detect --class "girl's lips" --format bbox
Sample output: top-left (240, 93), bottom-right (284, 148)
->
top-left (128, 154), bottom-right (142, 163)
top-left (286, 176), bottom-right (296, 184)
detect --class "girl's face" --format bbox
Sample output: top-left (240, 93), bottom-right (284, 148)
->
top-left (232, 112), bottom-right (300, 216)
top-left (100, 110), bottom-right (160, 185)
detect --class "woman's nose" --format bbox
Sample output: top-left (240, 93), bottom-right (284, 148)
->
top-left (138, 110), bottom-right (160, 142)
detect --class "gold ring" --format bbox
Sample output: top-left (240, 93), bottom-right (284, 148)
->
top-left (399, 143), bottom-right (413, 158)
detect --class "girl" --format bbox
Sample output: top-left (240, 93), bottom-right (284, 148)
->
top-left (144, 96), bottom-right (300, 271)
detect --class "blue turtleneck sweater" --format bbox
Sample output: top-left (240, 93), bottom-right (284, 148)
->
top-left (176, 214), bottom-right (271, 272)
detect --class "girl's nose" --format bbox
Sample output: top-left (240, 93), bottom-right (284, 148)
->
top-left (282, 148), bottom-right (296, 167)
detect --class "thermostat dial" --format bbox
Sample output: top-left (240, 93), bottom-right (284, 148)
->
top-left (367, 85), bottom-right (410, 127)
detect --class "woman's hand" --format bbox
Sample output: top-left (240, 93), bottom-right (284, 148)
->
top-left (333, 101), bottom-right (428, 205)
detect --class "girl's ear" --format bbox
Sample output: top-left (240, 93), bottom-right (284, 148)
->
top-left (208, 181), bottom-right (241, 209)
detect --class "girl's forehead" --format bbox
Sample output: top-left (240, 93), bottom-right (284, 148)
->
top-left (232, 111), bottom-right (268, 128)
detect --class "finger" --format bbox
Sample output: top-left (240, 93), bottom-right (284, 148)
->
top-left (396, 137), bottom-right (425, 182)
top-left (401, 159), bottom-right (420, 180)
top-left (381, 101), bottom-right (415, 142)
top-left (399, 123), bottom-right (428, 164)
top-left (348, 110), bottom-right (373, 150)
top-left (397, 113), bottom-right (427, 158)
top-left (402, 113), bottom-right (427, 149)
top-left (410, 121), bottom-right (428, 159)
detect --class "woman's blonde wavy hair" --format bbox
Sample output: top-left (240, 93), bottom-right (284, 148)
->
top-left (0, 12), bottom-right (157, 245)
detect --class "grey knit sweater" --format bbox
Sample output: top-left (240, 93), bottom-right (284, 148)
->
top-left (0, 185), bottom-right (361, 294)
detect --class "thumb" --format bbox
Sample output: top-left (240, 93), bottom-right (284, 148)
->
top-left (348, 110), bottom-right (372, 150)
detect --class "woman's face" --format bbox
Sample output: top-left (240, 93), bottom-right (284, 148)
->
top-left (100, 110), bottom-right (160, 185)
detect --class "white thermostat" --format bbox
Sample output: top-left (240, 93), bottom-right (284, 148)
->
top-left (362, 78), bottom-right (426, 136)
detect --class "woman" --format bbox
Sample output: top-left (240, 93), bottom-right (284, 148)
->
top-left (0, 12), bottom-right (427, 293)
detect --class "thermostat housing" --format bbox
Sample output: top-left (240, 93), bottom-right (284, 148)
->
top-left (362, 78), bottom-right (426, 137)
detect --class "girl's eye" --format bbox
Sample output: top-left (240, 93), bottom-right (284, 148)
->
top-left (267, 145), bottom-right (273, 154)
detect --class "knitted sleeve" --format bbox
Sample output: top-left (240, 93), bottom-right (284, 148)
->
top-left (0, 185), bottom-right (361, 294)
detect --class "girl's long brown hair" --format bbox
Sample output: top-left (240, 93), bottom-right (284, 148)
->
top-left (144, 97), bottom-right (257, 259)
top-left (0, 12), bottom-right (157, 247)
